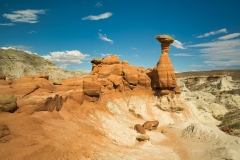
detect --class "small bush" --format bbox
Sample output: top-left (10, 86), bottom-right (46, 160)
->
top-left (230, 121), bottom-right (240, 129)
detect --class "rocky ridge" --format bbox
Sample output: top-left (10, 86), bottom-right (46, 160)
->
top-left (0, 49), bottom-right (87, 79)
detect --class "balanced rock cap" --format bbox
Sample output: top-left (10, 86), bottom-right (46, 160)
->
top-left (155, 35), bottom-right (174, 44)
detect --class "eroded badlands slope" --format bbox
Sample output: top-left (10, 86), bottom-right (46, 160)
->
top-left (0, 48), bottom-right (86, 79)
top-left (1, 35), bottom-right (240, 160)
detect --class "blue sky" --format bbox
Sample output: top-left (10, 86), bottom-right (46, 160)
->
top-left (0, 0), bottom-right (240, 72)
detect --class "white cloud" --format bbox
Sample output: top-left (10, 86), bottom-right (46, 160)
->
top-left (29, 31), bottom-right (37, 34)
top-left (203, 59), bottom-right (240, 68)
top-left (95, 1), bottom-right (102, 7)
top-left (172, 40), bottom-right (186, 49)
top-left (197, 28), bottom-right (227, 38)
top-left (42, 50), bottom-right (90, 68)
top-left (1, 45), bottom-right (37, 54)
top-left (0, 23), bottom-right (14, 26)
top-left (131, 47), bottom-right (137, 50)
top-left (101, 53), bottom-right (110, 57)
top-left (188, 39), bottom-right (240, 68)
top-left (2, 9), bottom-right (46, 23)
top-left (99, 33), bottom-right (114, 44)
top-left (82, 12), bottom-right (112, 20)
top-left (218, 33), bottom-right (240, 40)
top-left (171, 53), bottom-right (193, 56)
top-left (189, 64), bottom-right (206, 67)
top-left (1, 47), bottom-right (15, 49)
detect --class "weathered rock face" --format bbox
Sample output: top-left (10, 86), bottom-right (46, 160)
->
top-left (0, 122), bottom-right (11, 138)
top-left (90, 55), bottom-right (151, 94)
top-left (0, 94), bottom-right (18, 113)
top-left (149, 35), bottom-right (180, 94)
top-left (83, 79), bottom-right (101, 98)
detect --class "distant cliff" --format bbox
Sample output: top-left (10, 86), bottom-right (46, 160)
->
top-left (0, 49), bottom-right (87, 79)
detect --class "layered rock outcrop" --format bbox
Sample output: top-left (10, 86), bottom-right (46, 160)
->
top-left (89, 55), bottom-right (151, 95)
top-left (0, 54), bottom-right (152, 114)
top-left (148, 35), bottom-right (181, 95)
top-left (0, 36), bottom-right (182, 114)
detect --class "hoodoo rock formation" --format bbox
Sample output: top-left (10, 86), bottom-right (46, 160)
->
top-left (148, 35), bottom-right (181, 95)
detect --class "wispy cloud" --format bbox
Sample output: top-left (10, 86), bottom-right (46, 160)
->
top-left (29, 31), bottom-right (37, 34)
top-left (171, 53), bottom-right (193, 56)
top-left (95, 1), bottom-right (102, 7)
top-left (131, 47), bottom-right (137, 50)
top-left (2, 9), bottom-right (46, 23)
top-left (197, 28), bottom-right (227, 38)
top-left (42, 50), bottom-right (90, 68)
top-left (218, 33), bottom-right (240, 40)
top-left (0, 23), bottom-right (14, 26)
top-left (188, 38), bottom-right (240, 68)
top-left (189, 64), bottom-right (206, 67)
top-left (82, 12), bottom-right (112, 20)
top-left (99, 33), bottom-right (114, 44)
top-left (203, 59), bottom-right (240, 68)
top-left (1, 45), bottom-right (37, 54)
top-left (101, 53), bottom-right (110, 57)
top-left (172, 40), bottom-right (186, 49)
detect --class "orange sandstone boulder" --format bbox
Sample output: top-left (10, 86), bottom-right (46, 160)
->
top-left (0, 94), bottom-right (18, 113)
top-left (107, 75), bottom-right (123, 86)
top-left (142, 120), bottom-right (159, 131)
top-left (83, 78), bottom-right (101, 97)
top-left (68, 90), bottom-right (84, 105)
top-left (98, 64), bottom-right (122, 78)
top-left (0, 74), bottom-right (6, 80)
top-left (134, 124), bottom-right (146, 134)
top-left (102, 55), bottom-right (120, 65)
top-left (122, 60), bottom-right (129, 65)
top-left (122, 66), bottom-right (139, 85)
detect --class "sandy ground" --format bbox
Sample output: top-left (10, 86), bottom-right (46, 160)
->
top-left (1, 93), bottom-right (240, 160)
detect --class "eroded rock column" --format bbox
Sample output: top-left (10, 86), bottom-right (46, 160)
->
top-left (151, 35), bottom-right (181, 94)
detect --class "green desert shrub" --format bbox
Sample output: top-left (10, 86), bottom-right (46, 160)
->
top-left (230, 121), bottom-right (240, 129)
